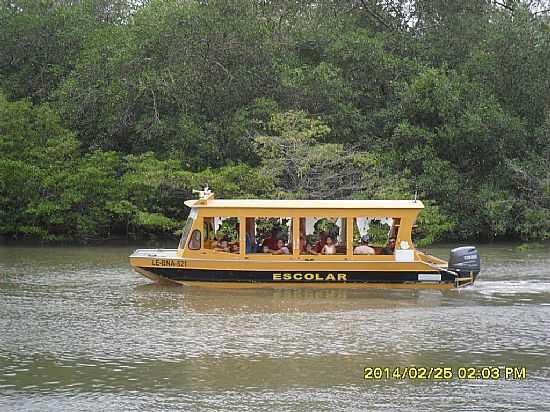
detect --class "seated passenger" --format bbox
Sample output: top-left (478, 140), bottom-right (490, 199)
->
top-left (230, 243), bottom-right (240, 253)
top-left (270, 239), bottom-right (290, 255)
top-left (262, 228), bottom-right (280, 251)
top-left (299, 236), bottom-right (315, 254)
top-left (321, 236), bottom-right (336, 255)
top-left (354, 235), bottom-right (375, 255)
top-left (214, 238), bottom-right (230, 252)
top-left (233, 222), bottom-right (252, 253)
top-left (262, 245), bottom-right (270, 254)
top-left (188, 230), bottom-right (201, 250)
top-left (382, 238), bottom-right (396, 255)
top-left (299, 236), bottom-right (307, 254)
top-left (245, 233), bottom-right (252, 254)
top-left (312, 231), bottom-right (328, 254)
top-left (211, 232), bottom-right (224, 249)
top-left (306, 244), bottom-right (319, 255)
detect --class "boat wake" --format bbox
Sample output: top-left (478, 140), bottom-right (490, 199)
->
top-left (471, 280), bottom-right (550, 301)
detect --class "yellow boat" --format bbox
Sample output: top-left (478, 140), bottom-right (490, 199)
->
top-left (129, 188), bottom-right (480, 289)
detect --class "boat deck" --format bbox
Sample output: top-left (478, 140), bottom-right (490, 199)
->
top-left (130, 249), bottom-right (179, 258)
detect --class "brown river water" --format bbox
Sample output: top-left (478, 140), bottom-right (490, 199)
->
top-left (0, 243), bottom-right (549, 411)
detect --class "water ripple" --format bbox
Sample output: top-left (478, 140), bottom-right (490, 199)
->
top-left (1, 243), bottom-right (549, 411)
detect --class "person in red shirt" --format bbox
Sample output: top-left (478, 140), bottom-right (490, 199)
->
top-left (312, 231), bottom-right (328, 254)
top-left (261, 228), bottom-right (280, 251)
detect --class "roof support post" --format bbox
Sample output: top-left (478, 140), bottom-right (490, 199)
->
top-left (292, 216), bottom-right (300, 257)
top-left (239, 216), bottom-right (245, 258)
top-left (346, 217), bottom-right (353, 257)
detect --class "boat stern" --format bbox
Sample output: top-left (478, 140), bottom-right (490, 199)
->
top-left (417, 246), bottom-right (480, 288)
top-left (449, 245), bottom-right (480, 275)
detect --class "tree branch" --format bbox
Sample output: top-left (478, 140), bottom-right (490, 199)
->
top-left (359, 0), bottom-right (394, 30)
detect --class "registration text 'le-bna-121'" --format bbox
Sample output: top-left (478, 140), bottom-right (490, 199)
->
top-left (129, 188), bottom-right (480, 289)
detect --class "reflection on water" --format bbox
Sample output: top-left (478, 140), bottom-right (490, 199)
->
top-left (1, 243), bottom-right (549, 411)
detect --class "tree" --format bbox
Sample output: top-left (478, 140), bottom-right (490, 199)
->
top-left (0, 0), bottom-right (113, 102)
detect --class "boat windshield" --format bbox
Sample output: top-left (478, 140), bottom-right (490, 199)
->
top-left (178, 208), bottom-right (198, 250)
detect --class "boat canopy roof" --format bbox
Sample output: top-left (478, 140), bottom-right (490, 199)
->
top-left (184, 199), bottom-right (424, 210)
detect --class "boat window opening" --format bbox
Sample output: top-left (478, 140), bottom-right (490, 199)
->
top-left (299, 217), bottom-right (347, 255)
top-left (204, 218), bottom-right (214, 246)
top-left (352, 217), bottom-right (396, 255)
top-left (204, 216), bottom-right (240, 253)
top-left (178, 208), bottom-right (198, 250)
top-left (188, 229), bottom-right (201, 250)
top-left (245, 217), bottom-right (292, 254)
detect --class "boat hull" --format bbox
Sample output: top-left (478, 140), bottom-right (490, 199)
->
top-left (129, 250), bottom-right (478, 289)
top-left (133, 266), bottom-right (475, 290)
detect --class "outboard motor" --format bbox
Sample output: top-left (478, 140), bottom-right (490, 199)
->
top-left (448, 246), bottom-right (480, 279)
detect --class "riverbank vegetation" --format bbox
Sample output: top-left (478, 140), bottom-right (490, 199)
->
top-left (1, 0), bottom-right (549, 243)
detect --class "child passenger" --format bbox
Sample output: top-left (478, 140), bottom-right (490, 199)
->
top-left (270, 239), bottom-right (290, 255)
top-left (321, 236), bottom-right (336, 255)
top-left (214, 239), bottom-right (229, 252)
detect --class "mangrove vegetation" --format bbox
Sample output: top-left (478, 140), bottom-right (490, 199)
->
top-left (1, 0), bottom-right (549, 243)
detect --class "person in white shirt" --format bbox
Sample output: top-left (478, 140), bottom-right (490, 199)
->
top-left (354, 235), bottom-right (375, 255)
top-left (321, 236), bottom-right (337, 255)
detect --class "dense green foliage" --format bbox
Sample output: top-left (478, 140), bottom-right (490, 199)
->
top-left (1, 0), bottom-right (549, 243)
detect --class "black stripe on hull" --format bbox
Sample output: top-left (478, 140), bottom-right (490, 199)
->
top-left (137, 267), bottom-right (457, 284)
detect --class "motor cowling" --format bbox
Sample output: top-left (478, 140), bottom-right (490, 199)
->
top-left (448, 246), bottom-right (480, 276)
